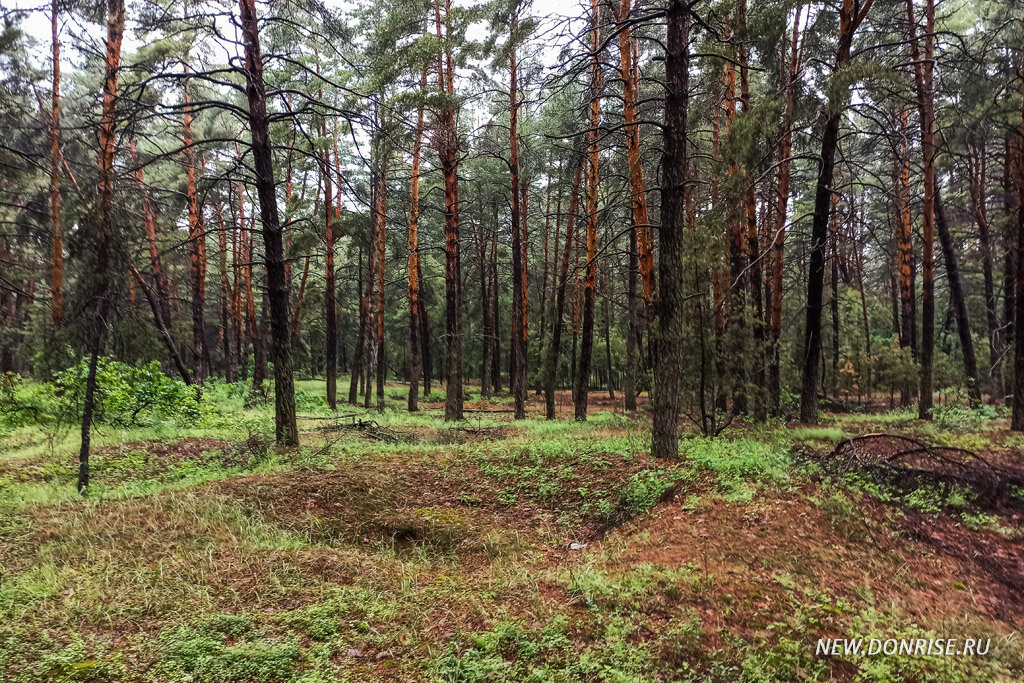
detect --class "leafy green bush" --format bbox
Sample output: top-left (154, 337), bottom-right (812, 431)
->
top-left (933, 402), bottom-right (999, 431)
top-left (0, 360), bottom-right (199, 430)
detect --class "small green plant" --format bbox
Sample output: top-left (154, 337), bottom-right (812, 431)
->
top-left (155, 614), bottom-right (301, 682)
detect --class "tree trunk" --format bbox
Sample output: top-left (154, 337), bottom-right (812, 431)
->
top-left (474, 197), bottom-right (493, 399)
top-left (544, 159), bottom-right (584, 419)
top-left (616, 0), bottom-right (654, 322)
top-left (364, 169), bottom-right (380, 411)
top-left (418, 255), bottom-right (433, 397)
top-left (238, 0), bottom-right (298, 445)
top-left (375, 152), bottom-right (388, 413)
top-left (1013, 21), bottom-right (1024, 431)
top-left (908, 0), bottom-right (935, 418)
top-left (723, 34), bottom-right (747, 415)
top-left (537, 161), bottom-right (555, 390)
top-left (652, 0), bottom-right (688, 458)
top-left (349, 246), bottom-right (367, 405)
top-left (49, 0), bottom-right (63, 328)
top-left (232, 161), bottom-right (246, 379)
top-left (131, 139), bottom-right (173, 330)
top-left (436, 0), bottom-right (463, 420)
top-left (407, 71), bottom-right (426, 411)
top-left (79, 0), bottom-right (123, 494)
top-left (489, 210), bottom-right (501, 395)
top-left (324, 128), bottom-right (338, 410)
top-left (968, 136), bottom-right (1001, 400)
top-left (1004, 135), bottom-right (1019, 391)
top-left (770, 7), bottom-right (801, 416)
top-left (894, 109), bottom-right (917, 405)
top-left (183, 63), bottom-right (207, 388)
top-left (625, 221), bottom-right (639, 411)
top-left (934, 185), bottom-right (981, 406)
top-left (130, 265), bottom-right (192, 385)
top-left (830, 195), bottom-right (840, 397)
top-left (799, 0), bottom-right (873, 423)
top-left (509, 38), bottom-right (526, 419)
top-left (739, 0), bottom-right (764, 420)
top-left (216, 204), bottom-right (234, 381)
top-left (603, 254), bottom-right (614, 400)
top-left (574, 0), bottom-right (600, 422)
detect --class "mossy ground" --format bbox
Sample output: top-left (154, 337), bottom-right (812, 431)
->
top-left (1, 381), bottom-right (1022, 681)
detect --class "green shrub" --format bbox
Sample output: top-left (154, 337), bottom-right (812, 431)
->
top-left (0, 360), bottom-right (199, 431)
top-left (156, 614), bottom-right (301, 682)
top-left (621, 470), bottom-right (677, 516)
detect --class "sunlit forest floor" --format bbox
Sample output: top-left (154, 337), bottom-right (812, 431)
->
top-left (2, 381), bottom-right (1023, 681)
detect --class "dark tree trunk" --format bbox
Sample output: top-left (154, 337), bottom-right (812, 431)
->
top-left (934, 186), bottom-right (981, 406)
top-left (1011, 23), bottom-right (1024, 430)
top-left (324, 144), bottom-right (337, 410)
top-left (50, 0), bottom-right (63, 328)
top-left (239, 0), bottom-right (298, 445)
top-left (419, 255), bottom-right (432, 397)
top-left (349, 246), bottom-right (367, 405)
top-left (603, 260), bottom-right (614, 400)
top-left (625, 222), bottom-right (639, 411)
top-left (574, 0), bottom-right (600, 422)
top-left (490, 219), bottom-right (501, 394)
top-left (908, 0), bottom-right (935, 418)
top-left (544, 159), bottom-right (584, 419)
top-left (652, 0), bottom-right (689, 458)
top-left (799, 0), bottom-right (873, 422)
top-left (130, 265), bottom-right (193, 386)
top-left (216, 205), bottom-right (234, 381)
top-left (1004, 136), bottom-right (1019, 388)
top-left (474, 197), bottom-right (492, 399)
top-left (80, 0), bottom-right (123, 494)
top-left (968, 136), bottom-right (1000, 400)
top-left (509, 39), bottom-right (526, 419)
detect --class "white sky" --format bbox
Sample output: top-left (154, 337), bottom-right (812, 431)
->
top-left (6, 0), bottom-right (584, 71)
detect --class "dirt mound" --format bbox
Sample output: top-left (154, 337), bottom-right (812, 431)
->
top-left (213, 464), bottom-right (564, 563)
top-left (602, 487), bottom-right (1024, 627)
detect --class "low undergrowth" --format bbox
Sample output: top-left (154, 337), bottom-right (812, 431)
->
top-left (1, 383), bottom-right (1022, 681)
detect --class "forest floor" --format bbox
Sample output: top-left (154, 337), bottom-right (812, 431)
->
top-left (1, 380), bottom-right (1023, 681)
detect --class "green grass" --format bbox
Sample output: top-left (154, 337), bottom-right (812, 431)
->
top-left (1, 376), bottom-right (1022, 682)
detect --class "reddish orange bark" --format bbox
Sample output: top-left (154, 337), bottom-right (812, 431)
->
top-left (435, 0), bottom-right (463, 420)
top-left (408, 69), bottom-right (427, 411)
top-left (183, 63), bottom-right (207, 384)
top-left (130, 138), bottom-right (171, 328)
top-left (616, 0), bottom-right (653, 314)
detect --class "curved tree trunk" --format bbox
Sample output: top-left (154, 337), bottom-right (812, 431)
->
top-left (799, 0), bottom-right (873, 423)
